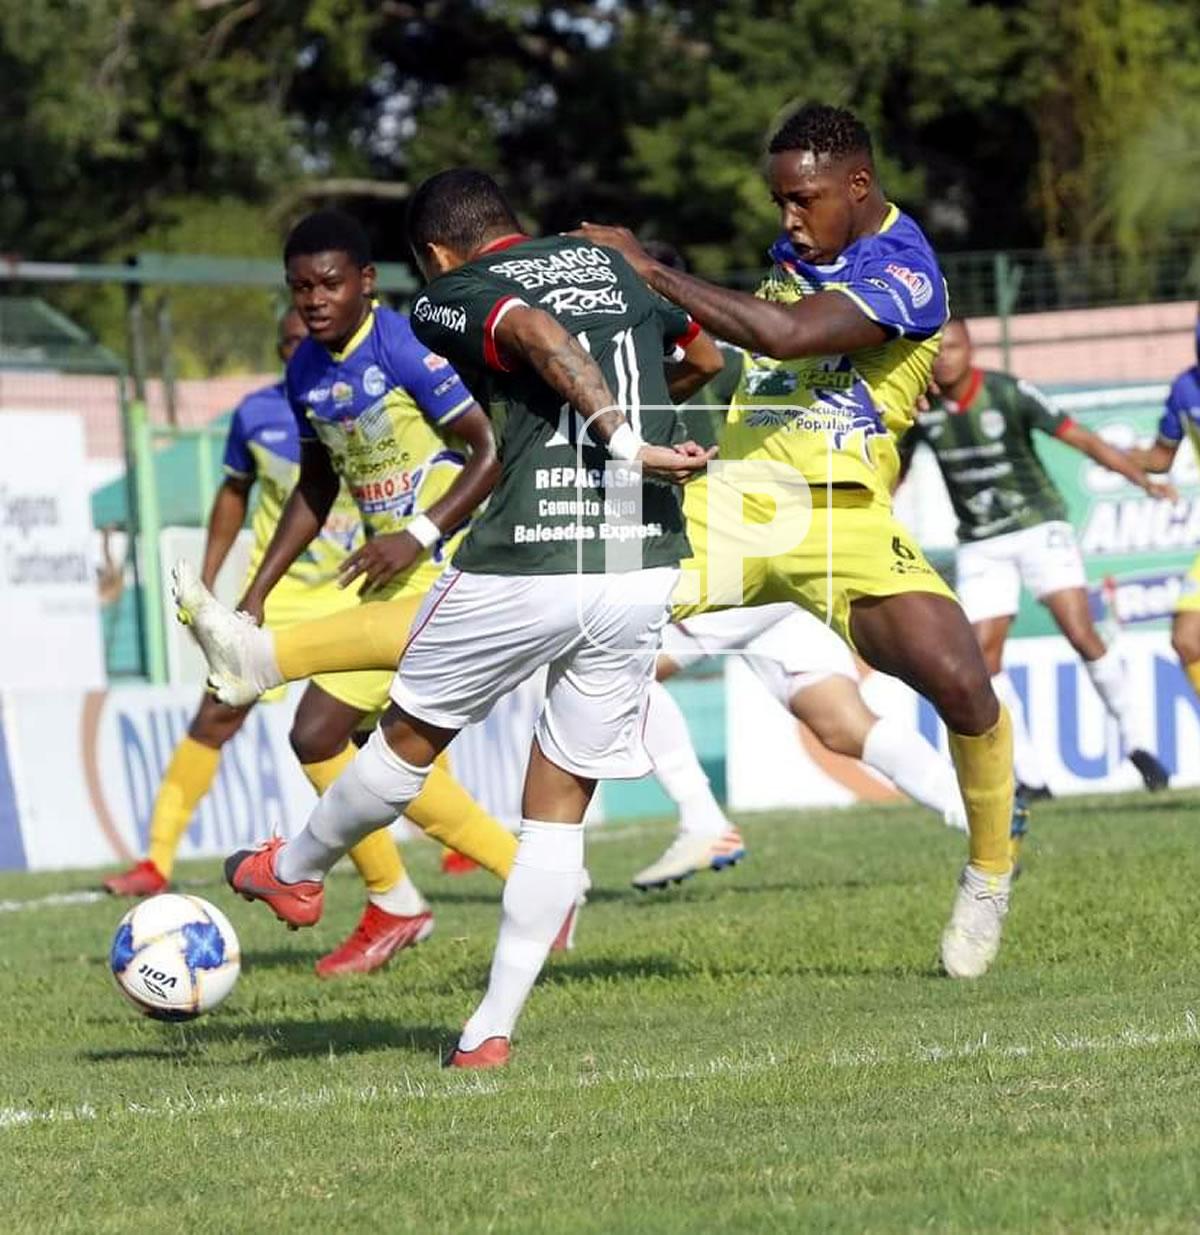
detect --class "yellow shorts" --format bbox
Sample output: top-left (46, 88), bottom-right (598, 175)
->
top-left (672, 477), bottom-right (956, 647)
top-left (1175, 555), bottom-right (1200, 615)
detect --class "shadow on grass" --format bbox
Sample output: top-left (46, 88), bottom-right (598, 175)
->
top-left (543, 954), bottom-right (691, 985)
top-left (83, 1015), bottom-right (450, 1063)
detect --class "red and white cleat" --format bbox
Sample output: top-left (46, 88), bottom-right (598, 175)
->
top-left (446, 1036), bottom-right (511, 1070)
top-left (440, 850), bottom-right (480, 877)
top-left (223, 836), bottom-right (323, 929)
top-left (315, 904), bottom-right (434, 978)
top-left (102, 859), bottom-right (169, 898)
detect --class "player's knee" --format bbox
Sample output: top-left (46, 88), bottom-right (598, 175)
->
top-left (289, 720), bottom-right (343, 766)
top-left (812, 716), bottom-right (865, 758)
top-left (932, 657), bottom-right (994, 735)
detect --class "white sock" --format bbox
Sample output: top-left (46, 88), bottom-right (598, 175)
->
top-left (276, 728), bottom-right (431, 884)
top-left (991, 671), bottom-right (1046, 789)
top-left (1084, 647), bottom-right (1143, 750)
top-left (369, 874), bottom-right (428, 917)
top-left (459, 819), bottom-right (584, 1052)
top-left (644, 680), bottom-right (729, 839)
top-left (861, 716), bottom-right (966, 827)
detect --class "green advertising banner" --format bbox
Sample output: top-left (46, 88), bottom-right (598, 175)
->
top-left (1013, 384), bottom-right (1200, 636)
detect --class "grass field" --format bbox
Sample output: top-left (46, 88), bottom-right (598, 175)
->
top-left (2, 792), bottom-right (1200, 1233)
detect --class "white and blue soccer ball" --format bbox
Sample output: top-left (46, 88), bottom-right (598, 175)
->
top-left (110, 894), bottom-right (241, 1021)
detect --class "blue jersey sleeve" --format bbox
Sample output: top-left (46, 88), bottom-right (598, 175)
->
top-left (284, 348), bottom-right (319, 441)
top-left (1158, 372), bottom-right (1200, 443)
top-left (221, 406), bottom-right (255, 478)
top-left (389, 322), bottom-right (477, 428)
top-left (836, 249), bottom-right (948, 341)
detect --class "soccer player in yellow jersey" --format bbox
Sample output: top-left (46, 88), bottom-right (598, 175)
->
top-left (103, 312), bottom-right (433, 975)
top-left (175, 211), bottom-right (548, 970)
top-left (578, 102), bottom-right (1016, 979)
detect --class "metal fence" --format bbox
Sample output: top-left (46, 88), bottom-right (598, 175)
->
top-left (2, 244), bottom-right (1198, 682)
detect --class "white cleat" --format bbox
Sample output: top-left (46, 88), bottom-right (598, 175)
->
top-left (631, 828), bottom-right (746, 891)
top-left (170, 560), bottom-right (281, 706)
top-left (940, 863), bottom-right (1012, 979)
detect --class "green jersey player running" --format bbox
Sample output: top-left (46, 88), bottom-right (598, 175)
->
top-left (903, 316), bottom-right (1174, 796)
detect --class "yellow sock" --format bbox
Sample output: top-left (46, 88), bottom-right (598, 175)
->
top-left (1186, 660), bottom-right (1200, 698)
top-left (301, 743), bottom-right (405, 896)
top-left (276, 596), bottom-right (420, 682)
top-left (948, 706), bottom-right (1014, 877)
top-left (407, 756), bottom-right (517, 880)
top-left (148, 736), bottom-right (221, 878)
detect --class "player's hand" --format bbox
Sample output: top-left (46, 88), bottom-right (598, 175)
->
top-left (571, 224), bottom-right (652, 276)
top-left (338, 531), bottom-right (423, 595)
top-left (1141, 476), bottom-right (1178, 502)
top-left (235, 592), bottom-right (266, 625)
top-left (634, 442), bottom-right (717, 485)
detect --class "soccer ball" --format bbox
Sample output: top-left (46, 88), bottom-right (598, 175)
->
top-left (110, 894), bottom-right (241, 1021)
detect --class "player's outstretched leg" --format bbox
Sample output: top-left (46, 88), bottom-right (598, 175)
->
top-left (850, 592), bottom-right (1014, 980)
top-left (226, 707), bottom-right (446, 928)
top-left (173, 560), bottom-right (407, 706)
top-left (633, 679), bottom-right (745, 890)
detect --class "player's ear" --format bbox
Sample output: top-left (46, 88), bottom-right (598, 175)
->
top-left (360, 263), bottom-right (378, 297)
top-left (847, 162), bottom-right (873, 203)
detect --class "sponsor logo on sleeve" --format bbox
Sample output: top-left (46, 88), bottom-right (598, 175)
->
top-left (423, 353), bottom-right (450, 372)
top-left (432, 376), bottom-right (462, 397)
top-left (362, 364), bottom-right (387, 397)
top-left (413, 297), bottom-right (467, 333)
top-left (884, 262), bottom-right (933, 309)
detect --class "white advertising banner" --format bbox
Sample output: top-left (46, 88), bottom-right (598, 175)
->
top-left (0, 677), bottom-right (547, 872)
top-left (0, 412), bottom-right (106, 689)
top-left (727, 630), bottom-right (1200, 811)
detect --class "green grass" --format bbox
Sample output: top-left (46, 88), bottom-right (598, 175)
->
top-left (2, 793), bottom-right (1200, 1233)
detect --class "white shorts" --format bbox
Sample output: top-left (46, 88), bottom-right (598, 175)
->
top-left (955, 520), bottom-right (1087, 623)
top-left (392, 566), bottom-right (678, 779)
top-left (663, 603), bottom-right (857, 703)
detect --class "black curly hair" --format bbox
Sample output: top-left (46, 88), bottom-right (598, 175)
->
top-left (767, 103), bottom-right (872, 162)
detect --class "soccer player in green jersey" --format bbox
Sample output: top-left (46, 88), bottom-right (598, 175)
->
top-left (907, 317), bottom-right (1174, 796)
top-left (209, 170), bottom-right (718, 1067)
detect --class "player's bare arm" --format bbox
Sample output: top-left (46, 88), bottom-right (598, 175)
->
top-left (495, 304), bottom-right (715, 484)
top-left (666, 329), bottom-right (724, 403)
top-left (201, 475), bottom-right (253, 589)
top-left (574, 224), bottom-right (887, 360)
top-left (1057, 421), bottom-right (1178, 500)
top-left (337, 403), bottom-right (500, 594)
top-left (1126, 438), bottom-right (1180, 475)
top-left (239, 439), bottom-right (339, 620)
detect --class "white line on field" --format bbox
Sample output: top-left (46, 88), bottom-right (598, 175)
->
top-left (0, 890), bottom-right (106, 914)
top-left (3, 1013), bottom-right (1197, 1133)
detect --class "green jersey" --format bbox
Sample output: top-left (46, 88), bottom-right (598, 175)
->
top-left (410, 234), bottom-right (698, 574)
top-left (904, 368), bottom-right (1073, 542)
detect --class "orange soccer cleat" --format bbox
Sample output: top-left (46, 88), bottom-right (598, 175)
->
top-left (446, 1036), bottom-right (511, 1070)
top-left (223, 837), bottom-right (323, 929)
top-left (102, 860), bottom-right (169, 898)
top-left (315, 903), bottom-right (435, 978)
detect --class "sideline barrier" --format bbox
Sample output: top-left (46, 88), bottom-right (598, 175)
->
top-left (0, 678), bottom-right (547, 873)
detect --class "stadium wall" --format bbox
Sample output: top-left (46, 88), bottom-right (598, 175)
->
top-left (2, 630), bottom-right (1197, 871)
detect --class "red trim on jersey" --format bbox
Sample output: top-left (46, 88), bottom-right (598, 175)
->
top-left (1054, 416), bottom-right (1077, 438)
top-left (673, 318), bottom-right (702, 353)
top-left (947, 367), bottom-right (985, 413)
top-left (483, 295), bottom-right (524, 372)
top-left (477, 233), bottom-right (530, 256)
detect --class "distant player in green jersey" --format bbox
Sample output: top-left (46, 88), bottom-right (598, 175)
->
top-left (904, 316), bottom-right (1175, 795)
